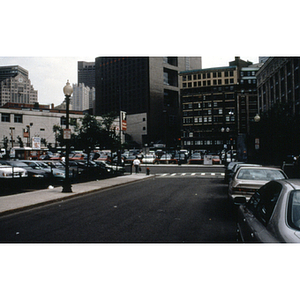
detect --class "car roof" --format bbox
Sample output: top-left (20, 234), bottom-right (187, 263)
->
top-left (278, 179), bottom-right (300, 190)
top-left (237, 166), bottom-right (282, 170)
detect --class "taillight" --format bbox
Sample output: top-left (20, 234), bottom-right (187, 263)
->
top-left (232, 187), bottom-right (257, 193)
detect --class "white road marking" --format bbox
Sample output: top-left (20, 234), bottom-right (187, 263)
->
top-left (181, 173), bottom-right (186, 176)
top-left (191, 173), bottom-right (196, 176)
top-left (201, 173), bottom-right (205, 176)
top-left (171, 173), bottom-right (176, 176)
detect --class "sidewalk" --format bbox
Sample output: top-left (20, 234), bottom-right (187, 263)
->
top-left (0, 173), bottom-right (154, 216)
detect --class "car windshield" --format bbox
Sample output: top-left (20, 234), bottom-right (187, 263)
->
top-left (237, 168), bottom-right (286, 181)
top-left (289, 191), bottom-right (300, 230)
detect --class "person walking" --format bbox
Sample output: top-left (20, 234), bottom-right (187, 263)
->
top-left (133, 156), bottom-right (141, 174)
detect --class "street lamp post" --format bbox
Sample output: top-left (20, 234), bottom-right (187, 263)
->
top-left (62, 80), bottom-right (73, 193)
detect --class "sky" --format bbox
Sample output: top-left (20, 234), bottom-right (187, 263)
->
top-left (0, 55), bottom-right (260, 107)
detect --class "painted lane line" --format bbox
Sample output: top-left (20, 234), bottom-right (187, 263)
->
top-left (171, 173), bottom-right (177, 176)
top-left (191, 173), bottom-right (196, 176)
top-left (201, 173), bottom-right (205, 176)
top-left (181, 173), bottom-right (186, 176)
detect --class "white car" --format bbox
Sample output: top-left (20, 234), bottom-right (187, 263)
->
top-left (142, 154), bottom-right (157, 164)
top-left (0, 164), bottom-right (28, 179)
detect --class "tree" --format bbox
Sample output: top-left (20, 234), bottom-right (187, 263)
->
top-left (41, 138), bottom-right (47, 147)
top-left (52, 113), bottom-right (120, 156)
top-left (2, 136), bottom-right (9, 159)
top-left (74, 114), bottom-right (102, 159)
top-left (17, 136), bottom-right (24, 148)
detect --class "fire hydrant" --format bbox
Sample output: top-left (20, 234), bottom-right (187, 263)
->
top-left (146, 168), bottom-right (150, 175)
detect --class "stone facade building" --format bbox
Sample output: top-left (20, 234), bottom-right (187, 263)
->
top-left (0, 65), bottom-right (38, 106)
top-left (179, 57), bottom-right (260, 157)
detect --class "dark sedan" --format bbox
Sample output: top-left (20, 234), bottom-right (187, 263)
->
top-left (236, 179), bottom-right (300, 243)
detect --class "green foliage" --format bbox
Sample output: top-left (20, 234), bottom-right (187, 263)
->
top-left (17, 136), bottom-right (24, 147)
top-left (52, 113), bottom-right (120, 152)
top-left (3, 136), bottom-right (8, 150)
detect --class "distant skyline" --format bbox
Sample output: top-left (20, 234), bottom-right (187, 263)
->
top-left (0, 55), bottom-right (259, 107)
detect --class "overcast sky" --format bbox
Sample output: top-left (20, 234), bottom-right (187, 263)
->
top-left (0, 55), bottom-right (260, 106)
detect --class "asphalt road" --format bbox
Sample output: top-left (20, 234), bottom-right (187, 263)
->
top-left (0, 175), bottom-right (237, 243)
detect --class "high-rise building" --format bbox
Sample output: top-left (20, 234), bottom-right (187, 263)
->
top-left (179, 57), bottom-right (259, 159)
top-left (254, 57), bottom-right (300, 163)
top-left (95, 57), bottom-right (202, 147)
top-left (72, 83), bottom-right (95, 112)
top-left (78, 61), bottom-right (95, 88)
top-left (0, 65), bottom-right (38, 106)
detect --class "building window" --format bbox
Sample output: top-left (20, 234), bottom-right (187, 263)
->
top-left (61, 116), bottom-right (67, 126)
top-left (1, 113), bottom-right (10, 122)
top-left (219, 109), bottom-right (223, 114)
top-left (14, 114), bottom-right (23, 123)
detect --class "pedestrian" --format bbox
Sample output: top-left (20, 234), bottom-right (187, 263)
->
top-left (133, 156), bottom-right (141, 174)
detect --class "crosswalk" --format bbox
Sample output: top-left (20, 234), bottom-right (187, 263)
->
top-left (156, 172), bottom-right (225, 178)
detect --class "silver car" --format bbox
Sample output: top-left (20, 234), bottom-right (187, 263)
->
top-left (228, 166), bottom-right (287, 202)
top-left (236, 179), bottom-right (300, 242)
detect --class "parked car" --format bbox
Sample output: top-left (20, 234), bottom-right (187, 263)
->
top-left (227, 163), bottom-right (262, 183)
top-left (188, 153), bottom-right (203, 164)
top-left (224, 161), bottom-right (244, 183)
top-left (142, 154), bottom-right (157, 164)
top-left (235, 179), bottom-right (300, 242)
top-left (44, 160), bottom-right (83, 179)
top-left (158, 154), bottom-right (177, 164)
top-left (2, 160), bottom-right (49, 186)
top-left (70, 153), bottom-right (87, 160)
top-left (21, 160), bottom-right (67, 182)
top-left (228, 166), bottom-right (287, 202)
top-left (124, 155), bottom-right (137, 165)
top-left (0, 164), bottom-right (28, 180)
top-left (95, 160), bottom-right (125, 175)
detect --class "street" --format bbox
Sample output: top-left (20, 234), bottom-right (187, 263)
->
top-left (0, 172), bottom-right (237, 242)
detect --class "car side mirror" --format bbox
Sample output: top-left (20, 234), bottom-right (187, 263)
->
top-left (234, 196), bottom-right (247, 205)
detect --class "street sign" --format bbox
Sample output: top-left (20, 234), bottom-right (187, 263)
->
top-left (63, 129), bottom-right (71, 140)
top-left (120, 111), bottom-right (127, 131)
top-left (32, 137), bottom-right (41, 149)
